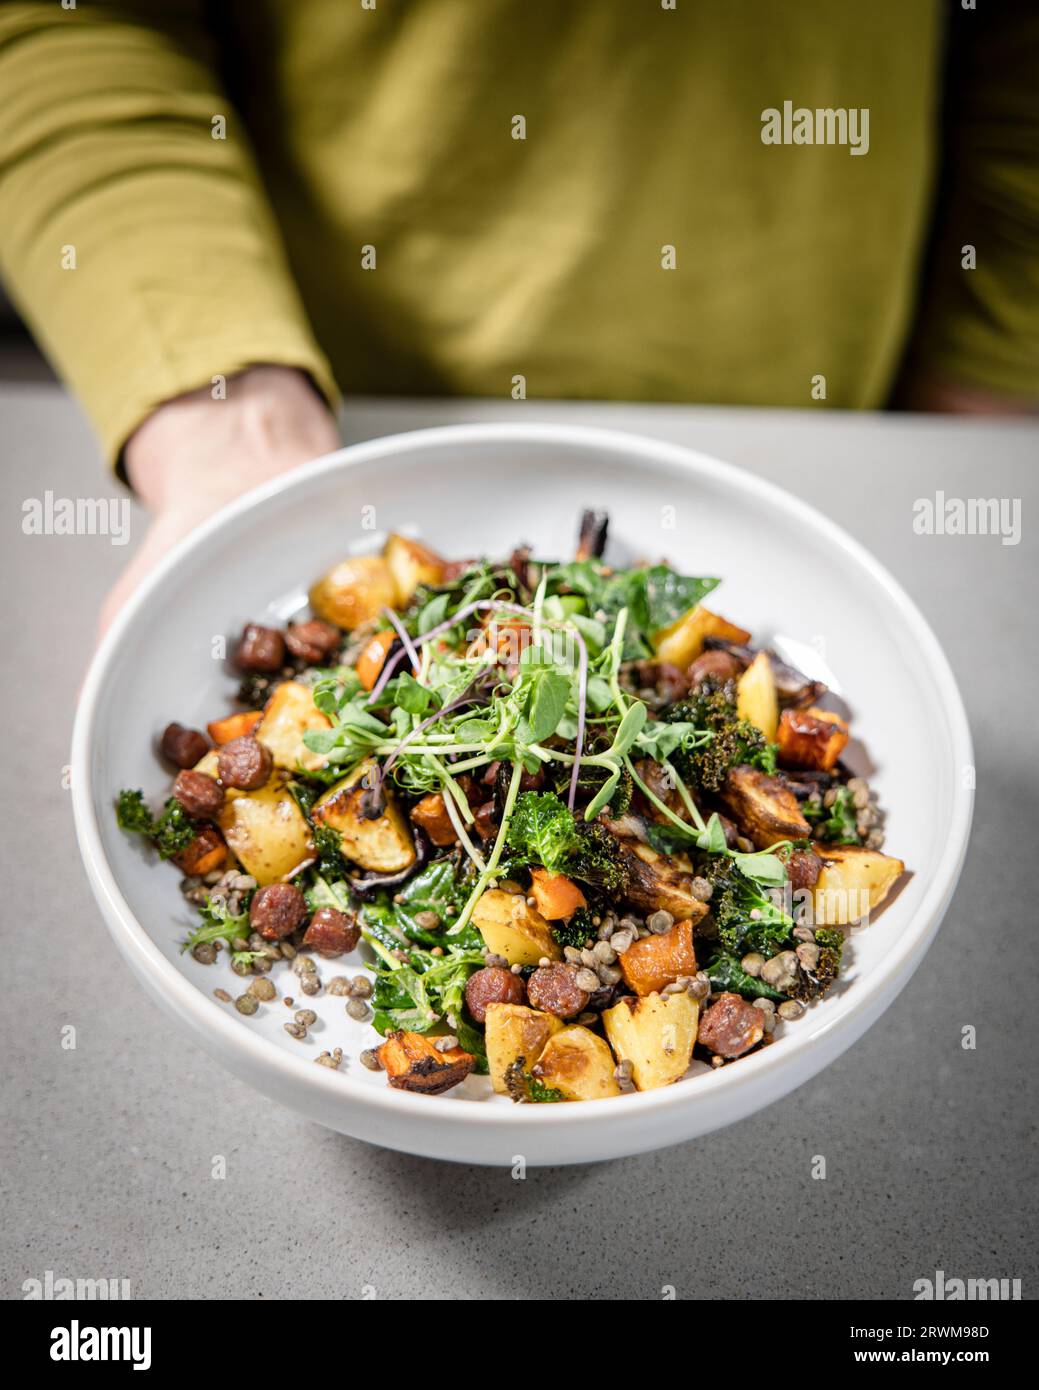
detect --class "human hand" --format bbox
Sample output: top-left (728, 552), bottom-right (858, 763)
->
top-left (100, 366), bottom-right (340, 636)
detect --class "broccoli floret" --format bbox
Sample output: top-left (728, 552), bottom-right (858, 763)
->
top-left (813, 927), bottom-right (844, 953)
top-left (151, 798), bottom-right (197, 859)
top-left (116, 790), bottom-right (196, 860)
top-left (567, 822), bottom-right (628, 896)
top-left (805, 786), bottom-right (861, 844)
top-left (701, 855), bottom-right (793, 955)
top-left (312, 822), bottom-right (348, 878)
top-left (666, 690), bottom-right (777, 793)
top-left (503, 1058), bottom-right (564, 1103)
top-left (116, 789), bottom-right (153, 835)
top-left (793, 926), bottom-right (844, 1001)
top-left (551, 906), bottom-right (595, 951)
top-left (606, 768), bottom-right (634, 816)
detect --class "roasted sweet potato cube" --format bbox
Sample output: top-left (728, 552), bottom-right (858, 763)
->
top-left (207, 710), bottom-right (263, 745)
top-left (529, 868), bottom-right (587, 920)
top-left (376, 1030), bottom-right (475, 1095)
top-left (776, 706), bottom-right (849, 771)
top-left (619, 919), bottom-right (698, 997)
top-left (356, 629), bottom-right (397, 692)
top-left (409, 792), bottom-right (458, 847)
top-left (171, 824), bottom-right (228, 876)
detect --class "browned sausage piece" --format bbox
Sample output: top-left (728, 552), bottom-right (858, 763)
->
top-left (172, 769), bottom-right (224, 818)
top-left (686, 649), bottom-right (744, 688)
top-left (697, 992), bottom-right (765, 1059)
top-left (217, 735), bottom-right (273, 791)
top-left (234, 624), bottom-right (286, 673)
top-left (302, 907), bottom-right (360, 957)
top-left (285, 619), bottom-right (341, 664)
top-left (463, 966), bottom-right (527, 1023)
top-left (473, 799), bottom-right (500, 841)
top-left (527, 963), bottom-right (590, 1019)
top-left (159, 722), bottom-right (209, 769)
top-left (249, 882), bottom-right (307, 941)
top-left (786, 849), bottom-right (822, 891)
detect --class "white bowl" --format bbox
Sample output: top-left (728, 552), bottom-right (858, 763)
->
top-left (72, 423), bottom-right (973, 1166)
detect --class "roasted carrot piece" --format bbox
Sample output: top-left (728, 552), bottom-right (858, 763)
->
top-left (171, 824), bottom-right (228, 876)
top-left (377, 1030), bottom-right (475, 1095)
top-left (409, 793), bottom-right (459, 847)
top-left (619, 919), bottom-right (698, 997)
top-left (356, 629), bottom-right (397, 691)
top-left (529, 868), bottom-right (587, 920)
top-left (207, 710), bottom-right (263, 745)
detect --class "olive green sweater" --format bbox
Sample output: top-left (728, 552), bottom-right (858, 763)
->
top-left (0, 0), bottom-right (1036, 465)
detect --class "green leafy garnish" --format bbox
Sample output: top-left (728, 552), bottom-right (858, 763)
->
top-left (116, 789), bottom-right (197, 860)
top-left (182, 896), bottom-right (250, 954)
top-left (805, 785), bottom-right (861, 845)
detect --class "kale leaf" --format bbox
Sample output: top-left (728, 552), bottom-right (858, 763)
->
top-left (703, 855), bottom-right (794, 956)
top-left (704, 951), bottom-right (785, 1002)
top-left (506, 791), bottom-right (578, 874)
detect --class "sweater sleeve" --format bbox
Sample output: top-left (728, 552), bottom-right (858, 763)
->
top-left (908, 0), bottom-right (1039, 401)
top-left (0, 1), bottom-right (339, 468)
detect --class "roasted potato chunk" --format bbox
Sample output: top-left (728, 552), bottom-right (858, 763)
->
top-left (377, 1030), bottom-right (475, 1095)
top-left (471, 889), bottom-right (561, 966)
top-left (312, 759), bottom-right (416, 873)
top-left (484, 1003), bottom-right (564, 1094)
top-left (652, 606), bottom-right (751, 669)
top-left (532, 1026), bottom-right (621, 1101)
top-left (619, 918), bottom-right (698, 997)
top-left (216, 774), bottom-right (315, 886)
top-left (776, 706), bottom-right (849, 771)
top-left (603, 991), bottom-right (699, 1090)
top-left (383, 532), bottom-right (446, 606)
top-left (811, 843), bottom-right (905, 926)
top-left (615, 841), bottom-right (711, 922)
top-left (309, 554), bottom-right (396, 631)
top-left (719, 765), bottom-right (810, 848)
top-left (255, 680), bottom-right (331, 773)
top-left (736, 650), bottom-right (779, 740)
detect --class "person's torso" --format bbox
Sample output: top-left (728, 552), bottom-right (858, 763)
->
top-left (221, 0), bottom-right (944, 408)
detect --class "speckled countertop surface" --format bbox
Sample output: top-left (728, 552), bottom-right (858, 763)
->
top-left (2, 374), bottom-right (1036, 1300)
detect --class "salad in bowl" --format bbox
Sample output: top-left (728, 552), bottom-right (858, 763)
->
top-left (115, 511), bottom-right (905, 1103)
